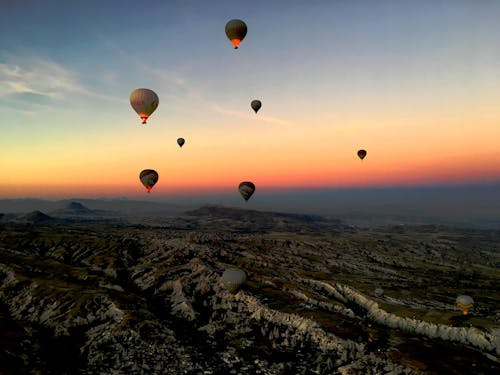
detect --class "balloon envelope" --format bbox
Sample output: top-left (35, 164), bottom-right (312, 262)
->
top-left (357, 149), bottom-right (367, 160)
top-left (456, 295), bottom-right (474, 311)
top-left (130, 88), bottom-right (159, 124)
top-left (238, 181), bottom-right (255, 201)
top-left (221, 269), bottom-right (247, 293)
top-left (225, 19), bottom-right (247, 49)
top-left (177, 138), bottom-right (185, 148)
top-left (251, 100), bottom-right (262, 113)
top-left (374, 288), bottom-right (384, 297)
top-left (139, 169), bottom-right (159, 193)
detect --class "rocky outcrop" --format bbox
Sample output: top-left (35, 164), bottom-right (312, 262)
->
top-left (0, 220), bottom-right (497, 374)
top-left (315, 280), bottom-right (499, 355)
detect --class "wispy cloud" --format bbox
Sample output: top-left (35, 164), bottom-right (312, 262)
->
top-left (211, 104), bottom-right (292, 126)
top-left (99, 36), bottom-right (193, 100)
top-left (99, 36), bottom-right (188, 89)
top-left (0, 57), bottom-right (125, 105)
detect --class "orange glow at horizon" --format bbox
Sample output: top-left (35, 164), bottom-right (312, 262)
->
top-left (2, 84), bottom-right (499, 199)
top-left (1, 149), bottom-right (498, 198)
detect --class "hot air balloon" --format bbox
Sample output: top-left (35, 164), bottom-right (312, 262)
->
top-left (221, 269), bottom-right (247, 293)
top-left (374, 288), bottom-right (384, 297)
top-left (225, 19), bottom-right (247, 49)
top-left (251, 100), bottom-right (262, 113)
top-left (238, 181), bottom-right (255, 201)
top-left (456, 295), bottom-right (474, 315)
top-left (177, 138), bottom-right (185, 148)
top-left (357, 149), bottom-right (367, 160)
top-left (139, 169), bottom-right (159, 193)
top-left (130, 88), bottom-right (159, 124)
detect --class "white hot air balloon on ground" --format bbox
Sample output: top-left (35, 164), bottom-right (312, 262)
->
top-left (221, 269), bottom-right (247, 293)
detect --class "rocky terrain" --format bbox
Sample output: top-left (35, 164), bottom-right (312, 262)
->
top-left (0, 206), bottom-right (498, 374)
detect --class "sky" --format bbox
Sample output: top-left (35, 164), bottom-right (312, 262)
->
top-left (1, 0), bottom-right (499, 199)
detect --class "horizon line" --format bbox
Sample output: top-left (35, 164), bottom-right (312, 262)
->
top-left (1, 181), bottom-right (499, 201)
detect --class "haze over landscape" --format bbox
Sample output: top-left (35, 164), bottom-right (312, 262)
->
top-left (1, 183), bottom-right (500, 229)
top-left (0, 1), bottom-right (499, 374)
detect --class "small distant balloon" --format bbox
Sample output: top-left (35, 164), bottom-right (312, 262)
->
top-left (238, 181), bottom-right (255, 202)
top-left (139, 169), bottom-right (159, 193)
top-left (357, 149), bottom-right (367, 160)
top-left (177, 138), bottom-right (185, 148)
top-left (456, 295), bottom-right (474, 315)
top-left (221, 269), bottom-right (247, 293)
top-left (225, 19), bottom-right (247, 49)
top-left (374, 288), bottom-right (384, 297)
top-left (130, 88), bottom-right (159, 124)
top-left (251, 100), bottom-right (262, 113)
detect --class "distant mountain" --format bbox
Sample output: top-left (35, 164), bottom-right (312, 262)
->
top-left (51, 201), bottom-right (94, 216)
top-left (0, 199), bottom-right (60, 214)
top-left (65, 201), bottom-right (90, 212)
top-left (73, 198), bottom-right (186, 217)
top-left (1, 210), bottom-right (58, 225)
top-left (0, 198), bottom-right (188, 218)
top-left (50, 201), bottom-right (110, 219)
top-left (185, 205), bottom-right (327, 222)
top-left (22, 210), bottom-right (54, 223)
top-left (171, 205), bottom-right (350, 233)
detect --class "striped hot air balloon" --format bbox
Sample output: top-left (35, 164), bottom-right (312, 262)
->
top-left (238, 181), bottom-right (255, 202)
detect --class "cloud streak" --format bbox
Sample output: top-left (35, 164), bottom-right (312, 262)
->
top-left (100, 35), bottom-right (188, 86)
top-left (0, 57), bottom-right (125, 106)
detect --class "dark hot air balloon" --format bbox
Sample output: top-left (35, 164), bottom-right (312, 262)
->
top-left (225, 19), bottom-right (247, 49)
top-left (357, 149), bottom-right (367, 160)
top-left (139, 169), bottom-right (159, 193)
top-left (238, 181), bottom-right (255, 201)
top-left (130, 88), bottom-right (159, 124)
top-left (177, 138), bottom-right (185, 148)
top-left (251, 100), bottom-right (262, 113)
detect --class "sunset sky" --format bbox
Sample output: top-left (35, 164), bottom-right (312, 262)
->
top-left (1, 0), bottom-right (499, 199)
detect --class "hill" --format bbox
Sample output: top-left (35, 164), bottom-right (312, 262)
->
top-left (21, 210), bottom-right (54, 223)
top-left (165, 205), bottom-right (351, 233)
